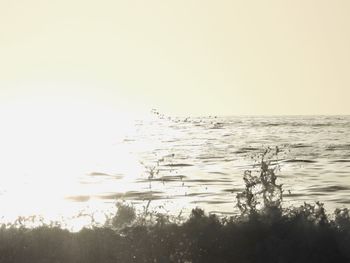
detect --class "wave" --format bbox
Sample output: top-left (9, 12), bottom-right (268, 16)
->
top-left (309, 185), bottom-right (350, 192)
top-left (284, 159), bottom-right (317, 163)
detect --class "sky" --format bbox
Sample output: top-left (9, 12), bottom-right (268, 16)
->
top-left (1, 0), bottom-right (350, 116)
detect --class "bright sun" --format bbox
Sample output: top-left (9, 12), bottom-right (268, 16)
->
top-left (0, 95), bottom-right (142, 225)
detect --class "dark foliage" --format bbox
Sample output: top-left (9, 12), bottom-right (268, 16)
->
top-left (0, 207), bottom-right (350, 263)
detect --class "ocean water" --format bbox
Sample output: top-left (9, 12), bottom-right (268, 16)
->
top-left (117, 115), bottom-right (350, 215)
top-left (1, 115), bottom-right (350, 227)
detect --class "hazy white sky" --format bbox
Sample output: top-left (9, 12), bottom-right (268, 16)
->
top-left (1, 0), bottom-right (349, 116)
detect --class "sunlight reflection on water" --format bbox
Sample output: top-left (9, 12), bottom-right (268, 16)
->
top-left (0, 109), bottom-right (349, 230)
top-left (0, 102), bottom-right (143, 228)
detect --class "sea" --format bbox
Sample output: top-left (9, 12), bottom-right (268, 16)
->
top-left (1, 114), bottom-right (350, 229)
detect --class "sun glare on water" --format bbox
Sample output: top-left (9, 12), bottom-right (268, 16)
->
top-left (0, 97), bottom-right (145, 228)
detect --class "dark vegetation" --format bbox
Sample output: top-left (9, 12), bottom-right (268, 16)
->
top-left (1, 148), bottom-right (350, 263)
